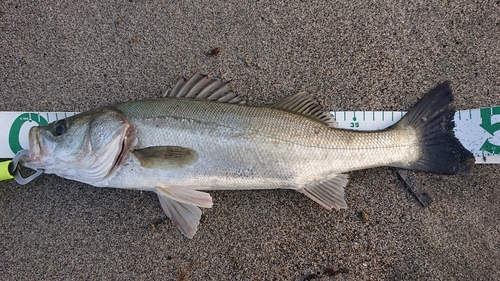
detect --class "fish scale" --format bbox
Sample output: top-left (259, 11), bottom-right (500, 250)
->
top-left (106, 98), bottom-right (413, 189)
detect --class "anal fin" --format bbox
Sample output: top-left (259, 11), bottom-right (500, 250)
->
top-left (156, 186), bottom-right (213, 238)
top-left (298, 174), bottom-right (348, 211)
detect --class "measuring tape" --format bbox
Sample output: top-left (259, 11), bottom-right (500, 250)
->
top-left (332, 107), bottom-right (500, 164)
top-left (3, 108), bottom-right (494, 207)
top-left (0, 107), bottom-right (499, 162)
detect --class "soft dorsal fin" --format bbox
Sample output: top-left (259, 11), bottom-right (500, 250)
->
top-left (164, 72), bottom-right (245, 104)
top-left (271, 92), bottom-right (338, 127)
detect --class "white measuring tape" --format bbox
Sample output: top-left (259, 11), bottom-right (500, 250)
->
top-left (0, 112), bottom-right (78, 159)
top-left (332, 107), bottom-right (500, 164)
top-left (1, 108), bottom-right (499, 163)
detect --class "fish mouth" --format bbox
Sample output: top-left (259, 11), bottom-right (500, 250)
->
top-left (19, 127), bottom-right (50, 171)
top-left (24, 127), bottom-right (43, 164)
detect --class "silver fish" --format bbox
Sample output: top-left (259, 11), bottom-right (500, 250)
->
top-left (21, 72), bottom-right (473, 238)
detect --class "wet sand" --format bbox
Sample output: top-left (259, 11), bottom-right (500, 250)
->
top-left (1, 1), bottom-right (499, 280)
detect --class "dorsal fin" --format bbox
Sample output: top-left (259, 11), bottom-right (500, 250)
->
top-left (164, 72), bottom-right (245, 104)
top-left (271, 92), bottom-right (338, 127)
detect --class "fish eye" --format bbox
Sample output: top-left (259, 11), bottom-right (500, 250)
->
top-left (52, 120), bottom-right (69, 136)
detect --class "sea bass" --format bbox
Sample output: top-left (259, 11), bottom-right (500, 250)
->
top-left (20, 72), bottom-right (473, 238)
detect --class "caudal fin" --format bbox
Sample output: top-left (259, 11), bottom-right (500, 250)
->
top-left (392, 82), bottom-right (473, 174)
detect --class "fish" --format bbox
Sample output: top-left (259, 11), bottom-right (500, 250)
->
top-left (20, 72), bottom-right (473, 238)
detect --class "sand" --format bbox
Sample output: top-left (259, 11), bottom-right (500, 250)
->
top-left (1, 1), bottom-right (499, 280)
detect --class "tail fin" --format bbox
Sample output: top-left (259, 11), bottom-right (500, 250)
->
top-left (392, 82), bottom-right (473, 174)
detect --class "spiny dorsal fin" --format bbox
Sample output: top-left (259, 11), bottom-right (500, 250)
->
top-left (271, 92), bottom-right (338, 127)
top-left (164, 72), bottom-right (245, 104)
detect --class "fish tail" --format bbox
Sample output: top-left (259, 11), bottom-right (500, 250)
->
top-left (392, 82), bottom-right (474, 174)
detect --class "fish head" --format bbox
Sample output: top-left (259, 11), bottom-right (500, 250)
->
top-left (21, 107), bottom-right (132, 183)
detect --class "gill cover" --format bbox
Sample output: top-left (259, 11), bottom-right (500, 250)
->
top-left (21, 107), bottom-right (131, 184)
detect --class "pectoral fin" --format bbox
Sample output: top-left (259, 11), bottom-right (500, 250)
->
top-left (155, 185), bottom-right (212, 238)
top-left (298, 174), bottom-right (349, 211)
top-left (133, 146), bottom-right (198, 169)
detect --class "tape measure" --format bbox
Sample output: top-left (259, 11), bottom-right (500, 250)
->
top-left (0, 112), bottom-right (78, 159)
top-left (332, 107), bottom-right (500, 164)
top-left (0, 107), bottom-right (499, 163)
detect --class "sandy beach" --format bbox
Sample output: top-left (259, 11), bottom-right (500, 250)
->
top-left (1, 1), bottom-right (499, 280)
